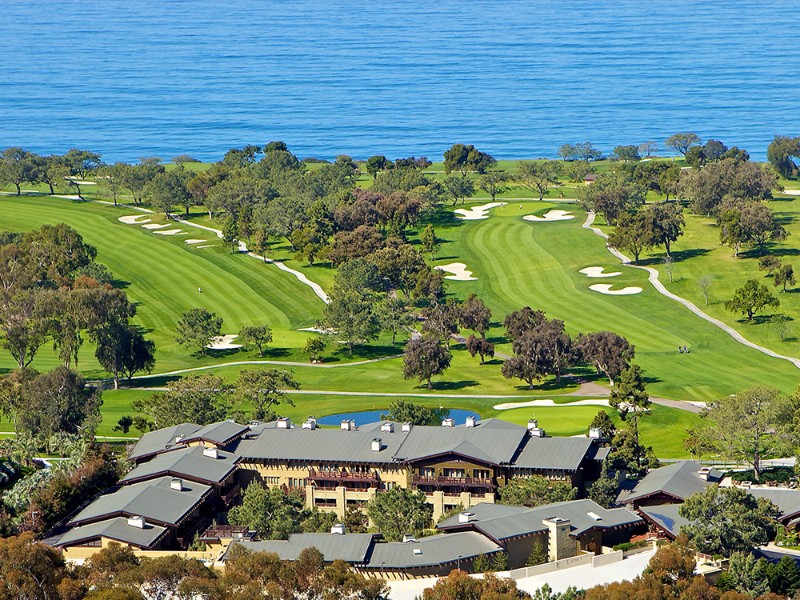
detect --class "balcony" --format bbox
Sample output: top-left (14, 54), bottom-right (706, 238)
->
top-left (412, 475), bottom-right (496, 490)
top-left (308, 469), bottom-right (379, 486)
top-left (221, 483), bottom-right (241, 505)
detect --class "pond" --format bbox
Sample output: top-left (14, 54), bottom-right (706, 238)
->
top-left (317, 409), bottom-right (480, 427)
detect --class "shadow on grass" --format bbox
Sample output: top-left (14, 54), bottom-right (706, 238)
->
top-left (423, 211), bottom-right (464, 230)
top-left (639, 248), bottom-right (711, 265)
top-left (333, 344), bottom-right (402, 360)
top-left (428, 380), bottom-right (480, 391)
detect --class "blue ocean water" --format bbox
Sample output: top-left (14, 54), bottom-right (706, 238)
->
top-left (1, 1), bottom-right (798, 162)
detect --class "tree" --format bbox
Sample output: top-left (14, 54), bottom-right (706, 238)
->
top-left (577, 172), bottom-right (646, 225)
top-left (460, 293), bottom-right (492, 339)
top-left (424, 570), bottom-right (530, 600)
top-left (375, 296), bottom-right (415, 344)
top-left (443, 143), bottom-right (496, 177)
top-left (665, 132), bottom-right (701, 156)
top-left (588, 464), bottom-right (618, 509)
top-left (63, 148), bottom-right (102, 178)
top-left (322, 285), bottom-right (381, 355)
top-left (613, 145), bottom-right (641, 162)
top-left (235, 368), bottom-right (298, 422)
top-left (767, 135), bottom-right (800, 179)
top-left (478, 170), bottom-right (510, 201)
top-left (662, 255), bottom-right (674, 284)
top-left (381, 399), bottom-right (438, 426)
top-left (766, 554), bottom-right (800, 597)
top-left (419, 224), bottom-right (440, 259)
top-left (558, 143), bottom-right (577, 161)
top-left (680, 485), bottom-right (780, 556)
top-left (740, 201), bottom-right (788, 255)
top-left (515, 160), bottom-right (562, 201)
top-left (466, 334), bottom-right (495, 364)
top-left (120, 161), bottom-right (165, 205)
top-left (443, 175), bottom-right (475, 205)
top-left (328, 225), bottom-right (384, 265)
top-left (222, 216), bottom-right (239, 253)
top-left (576, 331), bottom-right (635, 384)
top-left (503, 306), bottom-right (547, 342)
top-left (238, 324), bottom-right (272, 356)
top-left (228, 483), bottom-right (308, 539)
top-left (132, 373), bottom-right (231, 428)
top-left (402, 334), bottom-right (452, 389)
top-left (501, 319), bottom-right (574, 388)
top-left (366, 487), bottom-right (433, 541)
top-left (422, 299), bottom-right (461, 347)
top-left (176, 307), bottom-right (223, 356)
top-left (682, 158), bottom-right (778, 216)
top-left (100, 162), bottom-right (131, 206)
top-left (609, 364), bottom-right (650, 472)
top-left (574, 141), bottom-right (603, 162)
top-left (607, 210), bottom-right (651, 263)
top-left (724, 279), bottom-right (780, 321)
top-left (774, 264), bottom-right (795, 292)
top-left (701, 386), bottom-right (796, 481)
top-left (0, 147), bottom-right (38, 195)
top-left (639, 141), bottom-right (658, 158)
top-left (144, 169), bottom-right (191, 216)
top-left (499, 475), bottom-right (577, 507)
top-left (589, 410), bottom-right (617, 438)
top-left (304, 336), bottom-right (326, 362)
top-left (95, 324), bottom-right (156, 389)
top-left (0, 531), bottom-right (77, 599)
top-left (365, 155), bottom-right (390, 179)
top-left (758, 255), bottom-right (781, 275)
top-left (642, 202), bottom-right (684, 257)
top-left (717, 552), bottom-right (770, 597)
top-left (696, 275), bottom-right (713, 305)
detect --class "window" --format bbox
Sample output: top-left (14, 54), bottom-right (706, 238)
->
top-left (443, 469), bottom-right (465, 478)
top-left (473, 469), bottom-right (491, 480)
top-left (421, 468), bottom-right (436, 477)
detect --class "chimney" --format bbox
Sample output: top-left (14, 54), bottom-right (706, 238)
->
top-left (465, 416), bottom-right (477, 428)
top-left (371, 438), bottom-right (382, 452)
top-left (442, 418), bottom-right (455, 427)
top-left (302, 417), bottom-right (317, 430)
top-left (543, 518), bottom-right (576, 561)
top-left (277, 417), bottom-right (291, 429)
top-left (202, 447), bottom-right (219, 459)
top-left (127, 516), bottom-right (145, 529)
top-left (331, 523), bottom-right (346, 535)
top-left (402, 534), bottom-right (418, 543)
top-left (528, 419), bottom-right (545, 437)
top-left (698, 466), bottom-right (712, 481)
top-left (458, 512), bottom-right (475, 524)
top-left (170, 477), bottom-right (184, 491)
top-left (588, 427), bottom-right (602, 439)
top-left (341, 420), bottom-right (356, 431)
top-left (380, 422), bottom-right (394, 433)
top-left (401, 422), bottom-right (413, 433)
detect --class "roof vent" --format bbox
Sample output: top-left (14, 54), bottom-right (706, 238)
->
top-left (127, 516), bottom-right (145, 529)
top-left (528, 420), bottom-right (545, 437)
top-left (588, 427), bottom-right (603, 439)
top-left (413, 548), bottom-right (423, 555)
top-left (202, 447), bottom-right (219, 459)
top-left (587, 511), bottom-right (602, 521)
top-left (170, 477), bottom-right (184, 491)
top-left (527, 419), bottom-right (538, 430)
top-left (465, 416), bottom-right (477, 428)
top-left (302, 417), bottom-right (317, 430)
top-left (458, 512), bottom-right (476, 524)
top-left (248, 420), bottom-right (261, 427)
top-left (380, 422), bottom-right (394, 433)
top-left (341, 420), bottom-right (356, 431)
top-left (331, 523), bottom-right (346, 535)
top-left (174, 435), bottom-right (184, 444)
top-left (442, 418), bottom-right (455, 428)
top-left (698, 466), bottom-right (712, 481)
top-left (371, 438), bottom-right (382, 452)
top-left (402, 422), bottom-right (413, 433)
top-left (402, 534), bottom-right (418, 543)
top-left (277, 417), bottom-right (291, 429)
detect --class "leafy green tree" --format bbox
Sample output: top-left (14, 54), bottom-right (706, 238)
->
top-left (574, 141), bottom-right (603, 162)
top-left (465, 334), bottom-right (495, 364)
top-left (366, 487), bottom-right (433, 541)
top-left (422, 299), bottom-right (461, 347)
top-left (375, 296), bottom-right (415, 344)
top-left (609, 424), bottom-right (659, 478)
top-left (588, 410), bottom-right (617, 438)
top-left (328, 225), bottom-right (384, 265)
top-left (420, 223), bottom-right (440, 259)
top-left (443, 175), bottom-right (475, 205)
top-left (100, 162), bottom-right (132, 206)
top-left (402, 334), bottom-right (452, 389)
top-left (503, 306), bottom-right (547, 342)
top-left (759, 255), bottom-right (781, 275)
top-left (120, 161), bottom-right (165, 205)
top-left (237, 324), bottom-right (272, 356)
top-left (766, 554), bottom-right (800, 597)
top-left (234, 368), bottom-right (298, 422)
top-left (365, 155), bottom-right (391, 178)
top-left (682, 158), bottom-right (778, 215)
top-left (478, 171), bottom-right (510, 201)
top-left (639, 141), bottom-right (658, 158)
top-left (303, 336), bottom-right (327, 361)
top-left (724, 279), bottom-right (780, 321)
top-left (588, 464), bottom-right (618, 508)
top-left (0, 532), bottom-right (78, 598)
top-left (322, 283), bottom-right (381, 355)
top-left (381, 399), bottom-right (438, 425)
top-left (228, 484), bottom-right (310, 539)
top-left (609, 364), bottom-right (650, 472)
top-left (114, 416), bottom-right (134, 434)
top-left (642, 202), bottom-right (684, 257)
top-left (443, 143), bottom-right (496, 176)
top-left (665, 132), bottom-right (701, 156)
top-left (132, 373), bottom-right (231, 428)
top-left (95, 324), bottom-right (156, 389)
top-left (577, 172), bottom-right (646, 225)
top-left (515, 160), bottom-right (562, 201)
top-left (144, 169), bottom-right (191, 216)
top-left (39, 154), bottom-right (71, 195)
top-left (558, 144), bottom-right (577, 161)
top-left (607, 210), bottom-right (651, 263)
top-left (0, 147), bottom-right (39, 195)
top-left (680, 486), bottom-right (780, 556)
top-left (767, 135), bottom-right (800, 179)
top-left (612, 145), bottom-right (641, 162)
top-left (175, 307), bottom-right (223, 356)
top-left (460, 293), bottom-right (492, 338)
top-left (63, 148), bottom-right (102, 178)
top-left (499, 476), bottom-right (578, 507)
top-left (774, 263), bottom-right (795, 292)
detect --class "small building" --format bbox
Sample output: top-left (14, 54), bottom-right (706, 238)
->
top-left (54, 516), bottom-right (169, 560)
top-left (583, 174), bottom-right (598, 185)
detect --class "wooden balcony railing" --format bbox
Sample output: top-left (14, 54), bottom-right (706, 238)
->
top-left (412, 475), bottom-right (496, 489)
top-left (308, 469), bottom-right (378, 484)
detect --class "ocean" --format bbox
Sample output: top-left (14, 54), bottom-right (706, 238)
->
top-left (1, 0), bottom-right (798, 162)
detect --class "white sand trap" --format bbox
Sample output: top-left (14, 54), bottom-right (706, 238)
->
top-left (783, 189), bottom-right (800, 196)
top-left (185, 239), bottom-right (206, 244)
top-left (579, 266), bottom-right (622, 278)
top-left (153, 229), bottom-right (185, 236)
top-left (52, 195), bottom-right (83, 200)
top-left (299, 326), bottom-right (334, 334)
top-left (118, 215), bottom-right (151, 225)
top-left (523, 209), bottom-right (574, 222)
top-left (493, 398), bottom-right (610, 410)
top-left (434, 262), bottom-right (477, 281)
top-left (142, 223), bottom-right (169, 230)
top-left (196, 245), bottom-right (214, 249)
top-left (206, 335), bottom-right (242, 350)
top-left (590, 284), bottom-right (642, 295)
top-left (22, 189), bottom-right (41, 193)
top-left (454, 202), bottom-right (507, 220)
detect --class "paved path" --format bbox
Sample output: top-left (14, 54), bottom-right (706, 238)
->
top-left (582, 211), bottom-right (800, 369)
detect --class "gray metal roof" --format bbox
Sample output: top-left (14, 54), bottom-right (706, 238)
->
top-left (69, 476), bottom-right (210, 526)
top-left (227, 534), bottom-right (376, 563)
top-left (119, 445), bottom-right (237, 485)
top-left (620, 461), bottom-right (722, 504)
top-left (638, 504), bottom-right (689, 539)
top-left (55, 517), bottom-right (168, 549)
top-left (747, 488), bottom-right (800, 519)
top-left (127, 423), bottom-right (202, 461)
top-left (237, 428), bottom-right (408, 464)
top-left (182, 421), bottom-right (249, 446)
top-left (438, 500), bottom-right (644, 541)
top-left (510, 437), bottom-right (595, 472)
top-left (368, 532), bottom-right (501, 569)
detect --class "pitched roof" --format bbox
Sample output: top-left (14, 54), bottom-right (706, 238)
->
top-left (437, 500), bottom-right (644, 541)
top-left (511, 437), bottom-right (596, 471)
top-left (747, 488), bottom-right (800, 520)
top-left (638, 504), bottom-right (689, 539)
top-left (69, 476), bottom-right (211, 527)
top-left (127, 423), bottom-right (202, 461)
top-left (227, 534), bottom-right (376, 563)
top-left (119, 445), bottom-right (237, 486)
top-left (182, 421), bottom-right (249, 447)
top-left (619, 461), bottom-right (722, 504)
top-left (367, 532), bottom-right (501, 569)
top-left (55, 517), bottom-right (168, 549)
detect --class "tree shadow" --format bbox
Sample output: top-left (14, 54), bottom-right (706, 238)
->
top-left (763, 248), bottom-right (800, 259)
top-left (207, 347), bottom-right (244, 359)
top-left (428, 380), bottom-right (479, 391)
top-left (259, 347), bottom-right (291, 359)
top-left (125, 374), bottom-right (183, 388)
top-left (423, 211), bottom-right (464, 230)
top-left (111, 278), bottom-right (131, 290)
top-left (333, 344), bottom-right (402, 360)
top-left (638, 248), bottom-right (710, 265)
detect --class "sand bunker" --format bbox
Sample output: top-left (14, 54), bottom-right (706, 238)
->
top-left (142, 223), bottom-right (169, 229)
top-left (196, 245), bottom-right (214, 249)
top-left (454, 202), bottom-right (507, 220)
top-left (206, 335), bottom-right (242, 350)
top-left (153, 229), bottom-right (185, 236)
top-left (493, 398), bottom-right (610, 411)
top-left (185, 239), bottom-right (206, 244)
top-left (523, 209), bottom-right (574, 222)
top-left (784, 189), bottom-right (800, 196)
top-left (579, 266), bottom-right (622, 278)
top-left (118, 215), bottom-right (151, 224)
top-left (51, 194), bottom-right (83, 200)
top-left (589, 284), bottom-right (643, 295)
top-left (434, 262), bottom-right (477, 281)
